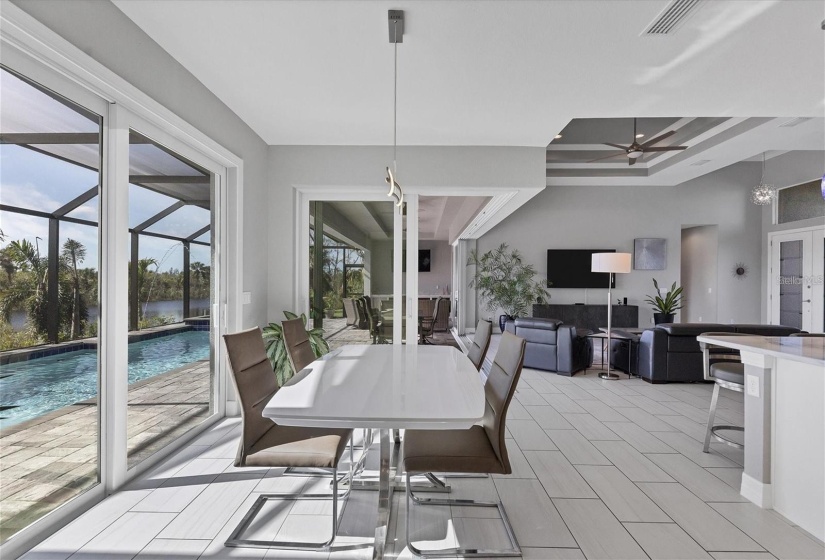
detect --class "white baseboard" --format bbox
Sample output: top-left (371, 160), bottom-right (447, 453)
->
top-left (741, 472), bottom-right (773, 508)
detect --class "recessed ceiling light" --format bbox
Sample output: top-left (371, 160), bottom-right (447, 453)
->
top-left (554, 134), bottom-right (562, 139)
top-left (635, 133), bottom-right (645, 138)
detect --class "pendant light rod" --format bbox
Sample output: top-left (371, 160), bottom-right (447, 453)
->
top-left (386, 10), bottom-right (405, 212)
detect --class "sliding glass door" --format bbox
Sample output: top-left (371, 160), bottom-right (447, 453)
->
top-left (0, 64), bottom-right (106, 544)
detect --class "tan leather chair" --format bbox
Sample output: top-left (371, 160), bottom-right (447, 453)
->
top-left (223, 327), bottom-right (353, 550)
top-left (467, 319), bottom-right (493, 371)
top-left (402, 331), bottom-right (526, 557)
top-left (282, 317), bottom-right (318, 372)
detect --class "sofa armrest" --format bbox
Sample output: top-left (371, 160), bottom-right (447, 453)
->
top-left (557, 325), bottom-right (590, 374)
top-left (638, 328), bottom-right (667, 381)
top-left (505, 320), bottom-right (516, 335)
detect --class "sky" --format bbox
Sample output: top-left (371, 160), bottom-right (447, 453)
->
top-left (0, 144), bottom-right (211, 273)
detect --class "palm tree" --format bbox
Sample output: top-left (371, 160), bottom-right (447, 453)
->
top-left (189, 261), bottom-right (210, 298)
top-left (62, 239), bottom-right (87, 338)
top-left (137, 258), bottom-right (158, 320)
top-left (0, 239), bottom-right (49, 334)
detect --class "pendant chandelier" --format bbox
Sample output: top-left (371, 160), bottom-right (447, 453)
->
top-left (385, 10), bottom-right (404, 212)
top-left (751, 152), bottom-right (776, 205)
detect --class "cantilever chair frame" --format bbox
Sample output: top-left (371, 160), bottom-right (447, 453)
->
top-left (700, 332), bottom-right (749, 453)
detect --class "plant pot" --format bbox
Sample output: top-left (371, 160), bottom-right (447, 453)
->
top-left (499, 314), bottom-right (513, 333)
top-left (324, 309), bottom-right (335, 319)
top-left (653, 313), bottom-right (675, 325)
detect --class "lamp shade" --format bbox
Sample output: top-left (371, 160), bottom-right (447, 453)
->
top-left (591, 252), bottom-right (632, 274)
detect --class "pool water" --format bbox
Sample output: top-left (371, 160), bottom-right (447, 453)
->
top-left (0, 330), bottom-right (210, 429)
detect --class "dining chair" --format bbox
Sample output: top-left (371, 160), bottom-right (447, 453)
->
top-left (467, 319), bottom-right (493, 371)
top-left (223, 327), bottom-right (354, 550)
top-left (699, 332), bottom-right (749, 453)
top-left (418, 297), bottom-right (442, 344)
top-left (401, 331), bottom-right (527, 557)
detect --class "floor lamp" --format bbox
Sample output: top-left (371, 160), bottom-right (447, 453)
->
top-left (591, 252), bottom-right (632, 380)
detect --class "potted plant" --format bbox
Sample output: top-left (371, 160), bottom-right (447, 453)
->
top-left (322, 292), bottom-right (340, 319)
top-left (262, 311), bottom-right (330, 386)
top-left (468, 243), bottom-right (549, 332)
top-left (645, 278), bottom-right (684, 324)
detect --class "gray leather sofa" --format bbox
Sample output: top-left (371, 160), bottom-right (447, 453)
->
top-left (505, 317), bottom-right (592, 375)
top-left (638, 323), bottom-right (801, 383)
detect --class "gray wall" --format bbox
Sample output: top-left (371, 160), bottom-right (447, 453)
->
top-left (478, 161), bottom-right (766, 327)
top-left (418, 240), bottom-right (451, 296)
top-left (268, 145), bottom-right (545, 318)
top-left (11, 0), bottom-right (271, 329)
top-left (681, 225), bottom-right (719, 323)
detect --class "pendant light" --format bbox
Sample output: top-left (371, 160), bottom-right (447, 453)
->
top-left (751, 152), bottom-right (776, 205)
top-left (385, 10), bottom-right (404, 211)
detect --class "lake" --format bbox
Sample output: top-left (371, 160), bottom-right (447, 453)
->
top-left (8, 298), bottom-right (211, 331)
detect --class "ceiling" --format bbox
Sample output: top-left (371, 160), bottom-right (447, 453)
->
top-left (112, 0), bottom-right (825, 149)
top-left (324, 196), bottom-right (488, 245)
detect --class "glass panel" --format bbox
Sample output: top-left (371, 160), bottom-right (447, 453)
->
top-left (126, 130), bottom-right (214, 470)
top-left (0, 66), bottom-right (101, 543)
top-left (778, 180), bottom-right (825, 224)
top-left (779, 240), bottom-right (803, 329)
top-left (307, 201), bottom-right (394, 355)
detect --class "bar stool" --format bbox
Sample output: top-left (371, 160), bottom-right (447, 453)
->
top-left (699, 332), bottom-right (750, 454)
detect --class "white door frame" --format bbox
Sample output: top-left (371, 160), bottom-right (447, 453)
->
top-left (294, 187), bottom-right (419, 345)
top-left (768, 225), bottom-right (824, 332)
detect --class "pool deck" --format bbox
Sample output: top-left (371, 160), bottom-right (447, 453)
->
top-left (0, 360), bottom-right (210, 542)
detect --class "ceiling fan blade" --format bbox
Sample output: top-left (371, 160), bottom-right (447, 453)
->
top-left (640, 130), bottom-right (676, 148)
top-left (628, 156), bottom-right (638, 166)
top-left (604, 142), bottom-right (630, 150)
top-left (644, 146), bottom-right (688, 152)
top-left (588, 152), bottom-right (627, 163)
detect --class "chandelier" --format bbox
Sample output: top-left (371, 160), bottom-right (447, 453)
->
top-left (385, 10), bottom-right (404, 211)
top-left (751, 152), bottom-right (776, 205)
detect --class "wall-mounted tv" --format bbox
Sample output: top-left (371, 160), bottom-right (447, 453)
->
top-left (547, 249), bottom-right (616, 289)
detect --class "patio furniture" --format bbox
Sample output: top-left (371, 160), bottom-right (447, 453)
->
top-left (222, 327), bottom-right (354, 550)
top-left (402, 331), bottom-right (526, 557)
top-left (467, 319), bottom-right (493, 371)
top-left (699, 332), bottom-right (749, 453)
top-left (418, 296), bottom-right (442, 344)
top-left (342, 297), bottom-right (358, 327)
top-left (263, 344), bottom-right (485, 559)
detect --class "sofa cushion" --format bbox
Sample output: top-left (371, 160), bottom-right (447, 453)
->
top-left (514, 317), bottom-right (562, 330)
top-left (656, 323), bottom-right (731, 336)
top-left (733, 324), bottom-right (801, 336)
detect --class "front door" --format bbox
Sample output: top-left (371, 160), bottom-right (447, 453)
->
top-left (769, 227), bottom-right (825, 332)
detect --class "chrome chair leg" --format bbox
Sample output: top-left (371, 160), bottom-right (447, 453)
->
top-left (405, 472), bottom-right (520, 558)
top-left (704, 380), bottom-right (745, 453)
top-left (225, 464), bottom-right (351, 550)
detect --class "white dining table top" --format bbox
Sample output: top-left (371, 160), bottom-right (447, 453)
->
top-left (263, 344), bottom-right (486, 430)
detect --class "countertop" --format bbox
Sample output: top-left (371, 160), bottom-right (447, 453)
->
top-left (696, 335), bottom-right (825, 367)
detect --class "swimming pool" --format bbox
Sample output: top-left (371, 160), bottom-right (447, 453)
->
top-left (0, 330), bottom-right (210, 429)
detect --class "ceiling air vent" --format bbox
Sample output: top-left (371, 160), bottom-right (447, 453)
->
top-left (779, 117), bottom-right (812, 128)
top-left (644, 0), bottom-right (703, 35)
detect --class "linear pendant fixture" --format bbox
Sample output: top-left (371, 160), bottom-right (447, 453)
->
top-left (385, 10), bottom-right (404, 212)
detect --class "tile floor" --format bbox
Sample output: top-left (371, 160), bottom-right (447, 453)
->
top-left (19, 347), bottom-right (825, 560)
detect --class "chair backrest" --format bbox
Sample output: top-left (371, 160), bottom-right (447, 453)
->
top-left (699, 331), bottom-right (750, 382)
top-left (432, 297), bottom-right (442, 320)
top-left (282, 317), bottom-right (317, 373)
top-left (468, 319), bottom-right (492, 371)
top-left (480, 331), bottom-right (526, 475)
top-left (342, 298), bottom-right (356, 325)
top-left (223, 327), bottom-right (277, 466)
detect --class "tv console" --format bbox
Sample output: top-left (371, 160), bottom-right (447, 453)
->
top-left (533, 304), bottom-right (638, 333)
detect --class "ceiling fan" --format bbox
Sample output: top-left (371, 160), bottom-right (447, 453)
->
top-left (589, 118), bottom-right (688, 166)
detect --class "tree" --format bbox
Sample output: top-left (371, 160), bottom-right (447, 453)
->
top-left (0, 239), bottom-right (49, 334)
top-left (137, 258), bottom-right (158, 320)
top-left (62, 239), bottom-right (87, 339)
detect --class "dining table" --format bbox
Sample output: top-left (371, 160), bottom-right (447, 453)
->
top-left (262, 343), bottom-right (485, 560)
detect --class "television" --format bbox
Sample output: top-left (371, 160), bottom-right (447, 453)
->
top-left (547, 249), bottom-right (616, 288)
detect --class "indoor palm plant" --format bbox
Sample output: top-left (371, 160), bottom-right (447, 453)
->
top-left (645, 278), bottom-right (684, 324)
top-left (262, 311), bottom-right (330, 386)
top-left (468, 243), bottom-right (549, 332)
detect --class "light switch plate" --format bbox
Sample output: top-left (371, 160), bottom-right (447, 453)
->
top-left (242, 292), bottom-right (251, 305)
top-left (746, 374), bottom-right (760, 398)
